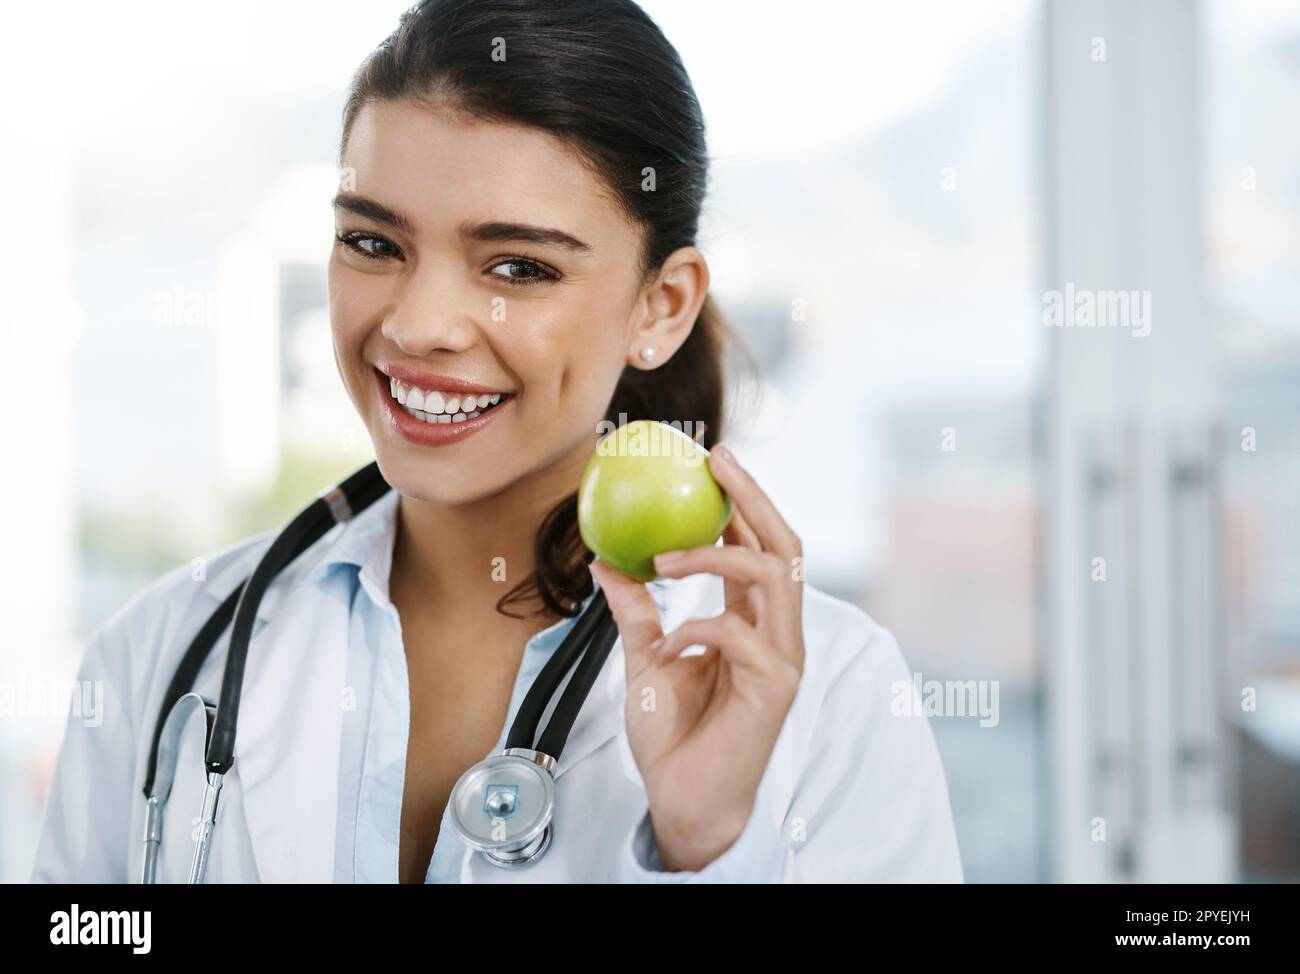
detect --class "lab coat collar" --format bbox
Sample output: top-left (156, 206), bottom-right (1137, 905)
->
top-left (202, 487), bottom-right (401, 628)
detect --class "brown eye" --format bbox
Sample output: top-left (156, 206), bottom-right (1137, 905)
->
top-left (336, 231), bottom-right (404, 261)
top-left (488, 257), bottom-right (557, 287)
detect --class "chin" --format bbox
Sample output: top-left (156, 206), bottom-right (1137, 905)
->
top-left (372, 450), bottom-right (514, 508)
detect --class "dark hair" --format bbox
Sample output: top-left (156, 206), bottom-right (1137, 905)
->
top-left (341, 0), bottom-right (751, 620)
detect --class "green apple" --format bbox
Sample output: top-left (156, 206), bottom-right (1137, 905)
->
top-left (578, 419), bottom-right (734, 582)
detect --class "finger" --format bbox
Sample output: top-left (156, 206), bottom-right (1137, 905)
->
top-left (588, 558), bottom-right (664, 677)
top-left (707, 445), bottom-right (802, 561)
top-left (723, 502), bottom-right (761, 551)
top-left (653, 544), bottom-right (786, 590)
top-left (718, 506), bottom-right (762, 621)
top-left (653, 545), bottom-right (803, 662)
top-left (651, 613), bottom-right (796, 697)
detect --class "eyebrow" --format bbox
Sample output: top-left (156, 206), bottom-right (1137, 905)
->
top-left (331, 193), bottom-right (593, 253)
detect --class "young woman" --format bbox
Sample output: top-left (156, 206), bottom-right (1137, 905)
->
top-left (32, 0), bottom-right (961, 883)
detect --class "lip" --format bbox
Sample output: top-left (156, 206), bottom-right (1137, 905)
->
top-left (374, 367), bottom-right (514, 447)
top-left (379, 363), bottom-right (515, 397)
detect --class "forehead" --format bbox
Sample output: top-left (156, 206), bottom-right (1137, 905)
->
top-left (342, 99), bottom-right (625, 243)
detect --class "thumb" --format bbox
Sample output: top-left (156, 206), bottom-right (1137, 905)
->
top-left (589, 558), bottom-right (664, 677)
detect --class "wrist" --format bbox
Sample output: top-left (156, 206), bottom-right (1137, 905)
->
top-left (648, 804), bottom-right (753, 872)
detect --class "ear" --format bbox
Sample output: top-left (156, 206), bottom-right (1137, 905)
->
top-left (625, 246), bottom-right (710, 371)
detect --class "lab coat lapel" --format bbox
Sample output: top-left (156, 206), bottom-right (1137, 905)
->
top-left (234, 577), bottom-right (347, 883)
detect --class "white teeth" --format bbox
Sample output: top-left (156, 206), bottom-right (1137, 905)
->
top-left (389, 375), bottom-right (509, 420)
top-left (401, 403), bottom-right (492, 426)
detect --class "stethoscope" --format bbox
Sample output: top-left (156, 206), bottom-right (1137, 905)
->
top-left (140, 460), bottom-right (619, 882)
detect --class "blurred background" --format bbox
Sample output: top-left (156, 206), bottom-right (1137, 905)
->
top-left (2, 0), bottom-right (1297, 883)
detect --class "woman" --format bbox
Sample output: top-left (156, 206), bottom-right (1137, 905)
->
top-left (32, 0), bottom-right (962, 883)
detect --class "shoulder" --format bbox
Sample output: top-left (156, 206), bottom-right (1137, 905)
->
top-left (83, 484), bottom-right (397, 688)
top-left (791, 583), bottom-right (925, 768)
top-left (77, 526), bottom-right (281, 699)
top-left (776, 585), bottom-right (962, 880)
top-left (800, 582), bottom-right (906, 692)
top-left (119, 526), bottom-right (279, 635)
top-left (657, 571), bottom-right (913, 732)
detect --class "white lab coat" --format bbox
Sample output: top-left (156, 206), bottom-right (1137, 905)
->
top-left (31, 490), bottom-right (963, 883)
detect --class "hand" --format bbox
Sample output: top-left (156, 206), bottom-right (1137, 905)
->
top-left (589, 443), bottom-right (805, 872)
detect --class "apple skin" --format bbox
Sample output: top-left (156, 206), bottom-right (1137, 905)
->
top-left (578, 420), bottom-right (734, 582)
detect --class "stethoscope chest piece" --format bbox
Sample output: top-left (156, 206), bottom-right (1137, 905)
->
top-left (448, 749), bottom-right (556, 868)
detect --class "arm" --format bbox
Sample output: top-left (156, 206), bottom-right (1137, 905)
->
top-left (780, 624), bottom-right (963, 882)
top-left (30, 602), bottom-right (144, 883)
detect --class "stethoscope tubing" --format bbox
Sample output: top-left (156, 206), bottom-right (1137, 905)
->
top-left (504, 593), bottom-right (612, 752)
top-left (536, 608), bottom-right (618, 759)
top-left (210, 462), bottom-right (394, 773)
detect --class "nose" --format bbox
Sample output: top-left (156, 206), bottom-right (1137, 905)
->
top-left (381, 263), bottom-right (482, 356)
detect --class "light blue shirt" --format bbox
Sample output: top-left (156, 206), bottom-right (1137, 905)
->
top-left (338, 582), bottom-right (601, 883)
top-left (324, 492), bottom-right (605, 883)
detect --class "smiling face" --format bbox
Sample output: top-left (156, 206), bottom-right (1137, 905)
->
top-left (330, 97), bottom-right (688, 507)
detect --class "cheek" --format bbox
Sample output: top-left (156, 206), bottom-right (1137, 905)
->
top-left (516, 309), bottom-right (625, 412)
top-left (327, 262), bottom-right (372, 349)
top-left (327, 261), bottom-right (384, 409)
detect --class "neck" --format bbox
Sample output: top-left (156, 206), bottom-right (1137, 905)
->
top-left (390, 436), bottom-right (594, 622)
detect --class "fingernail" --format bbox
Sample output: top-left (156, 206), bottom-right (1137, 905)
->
top-left (713, 443), bottom-right (736, 466)
top-left (654, 550), bottom-right (685, 568)
top-left (647, 636), bottom-right (666, 654)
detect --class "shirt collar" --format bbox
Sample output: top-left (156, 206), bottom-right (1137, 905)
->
top-left (304, 486), bottom-right (401, 607)
top-left (304, 486), bottom-right (670, 616)
top-left (307, 487), bottom-right (672, 618)
top-left (207, 481), bottom-right (675, 624)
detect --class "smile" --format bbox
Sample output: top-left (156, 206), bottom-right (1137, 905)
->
top-left (388, 376), bottom-right (510, 424)
top-left (373, 367), bottom-right (516, 448)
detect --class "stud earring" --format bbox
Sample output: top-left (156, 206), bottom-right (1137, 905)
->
top-left (640, 346), bottom-right (656, 363)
